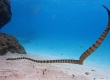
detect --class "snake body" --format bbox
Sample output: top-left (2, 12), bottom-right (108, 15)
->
top-left (6, 5), bottom-right (110, 65)
top-left (7, 57), bottom-right (80, 64)
top-left (79, 5), bottom-right (110, 63)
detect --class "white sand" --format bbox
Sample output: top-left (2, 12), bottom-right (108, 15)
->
top-left (0, 52), bottom-right (110, 80)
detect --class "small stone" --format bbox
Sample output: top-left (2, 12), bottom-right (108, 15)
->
top-left (85, 72), bottom-right (89, 75)
top-left (72, 74), bottom-right (75, 77)
top-left (91, 70), bottom-right (96, 72)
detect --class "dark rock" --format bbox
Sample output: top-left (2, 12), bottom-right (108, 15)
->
top-left (0, 0), bottom-right (12, 29)
top-left (0, 32), bottom-right (26, 55)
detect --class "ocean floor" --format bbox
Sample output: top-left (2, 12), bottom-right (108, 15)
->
top-left (0, 52), bottom-right (110, 80)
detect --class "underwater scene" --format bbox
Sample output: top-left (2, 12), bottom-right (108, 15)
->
top-left (0, 0), bottom-right (110, 80)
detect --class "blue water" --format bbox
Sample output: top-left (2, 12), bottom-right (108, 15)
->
top-left (1, 0), bottom-right (110, 66)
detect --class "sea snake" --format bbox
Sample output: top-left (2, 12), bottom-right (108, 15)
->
top-left (6, 5), bottom-right (110, 65)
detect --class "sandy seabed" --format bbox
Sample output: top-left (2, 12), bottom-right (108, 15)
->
top-left (0, 52), bottom-right (110, 80)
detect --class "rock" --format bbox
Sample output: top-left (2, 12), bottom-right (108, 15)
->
top-left (0, 32), bottom-right (26, 55)
top-left (0, 0), bottom-right (12, 29)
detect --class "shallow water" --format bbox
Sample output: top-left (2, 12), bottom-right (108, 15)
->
top-left (1, 0), bottom-right (110, 79)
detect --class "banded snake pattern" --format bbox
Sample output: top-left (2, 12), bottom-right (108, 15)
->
top-left (6, 5), bottom-right (110, 65)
